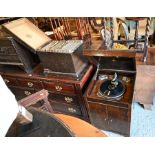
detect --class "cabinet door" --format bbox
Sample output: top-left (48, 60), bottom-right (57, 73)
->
top-left (88, 102), bottom-right (108, 130)
top-left (107, 105), bottom-right (130, 136)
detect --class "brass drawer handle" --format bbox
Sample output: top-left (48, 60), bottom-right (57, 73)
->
top-left (27, 82), bottom-right (34, 87)
top-left (24, 91), bottom-right (31, 96)
top-left (68, 107), bottom-right (76, 113)
top-left (65, 97), bottom-right (73, 103)
top-left (55, 86), bottom-right (62, 91)
top-left (4, 79), bottom-right (10, 83)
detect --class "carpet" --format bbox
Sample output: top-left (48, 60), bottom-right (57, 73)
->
top-left (103, 97), bottom-right (155, 137)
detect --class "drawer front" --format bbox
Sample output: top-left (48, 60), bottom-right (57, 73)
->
top-left (43, 81), bottom-right (75, 94)
top-left (2, 76), bottom-right (18, 87)
top-left (10, 87), bottom-right (36, 100)
top-left (49, 92), bottom-right (79, 106)
top-left (17, 79), bottom-right (43, 90)
top-left (50, 101), bottom-right (82, 116)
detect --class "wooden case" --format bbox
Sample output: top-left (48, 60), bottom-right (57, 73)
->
top-left (84, 57), bottom-right (136, 136)
top-left (0, 37), bottom-right (40, 73)
top-left (2, 18), bottom-right (88, 78)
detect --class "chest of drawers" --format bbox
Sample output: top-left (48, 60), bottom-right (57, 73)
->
top-left (0, 65), bottom-right (94, 121)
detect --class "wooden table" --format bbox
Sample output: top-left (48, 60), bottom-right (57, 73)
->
top-left (6, 107), bottom-right (107, 137)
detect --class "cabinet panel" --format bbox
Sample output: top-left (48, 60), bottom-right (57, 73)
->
top-left (87, 101), bottom-right (130, 136)
top-left (107, 105), bottom-right (130, 136)
top-left (88, 101), bottom-right (108, 130)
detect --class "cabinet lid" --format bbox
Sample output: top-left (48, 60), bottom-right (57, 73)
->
top-left (2, 18), bottom-right (52, 51)
top-left (98, 57), bottom-right (136, 72)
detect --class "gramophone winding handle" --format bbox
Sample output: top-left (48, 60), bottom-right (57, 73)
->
top-left (111, 73), bottom-right (117, 82)
top-left (111, 73), bottom-right (118, 87)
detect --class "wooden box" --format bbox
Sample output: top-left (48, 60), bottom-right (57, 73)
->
top-left (85, 57), bottom-right (136, 136)
top-left (0, 37), bottom-right (40, 73)
top-left (2, 18), bottom-right (88, 78)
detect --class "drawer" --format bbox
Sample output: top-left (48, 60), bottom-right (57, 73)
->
top-left (49, 92), bottom-right (79, 106)
top-left (17, 79), bottom-right (43, 90)
top-left (43, 81), bottom-right (75, 94)
top-left (2, 76), bottom-right (18, 87)
top-left (10, 87), bottom-right (36, 100)
top-left (50, 101), bottom-right (82, 116)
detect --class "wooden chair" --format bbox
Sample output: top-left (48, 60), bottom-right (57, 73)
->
top-left (18, 89), bottom-right (53, 113)
top-left (49, 17), bottom-right (72, 40)
top-left (76, 17), bottom-right (92, 45)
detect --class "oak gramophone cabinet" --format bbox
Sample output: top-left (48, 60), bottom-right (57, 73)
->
top-left (84, 56), bottom-right (136, 136)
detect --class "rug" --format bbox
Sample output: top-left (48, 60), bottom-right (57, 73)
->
top-left (103, 97), bottom-right (155, 137)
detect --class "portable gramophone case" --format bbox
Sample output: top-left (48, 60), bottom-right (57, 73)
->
top-left (0, 36), bottom-right (40, 73)
top-left (2, 18), bottom-right (88, 78)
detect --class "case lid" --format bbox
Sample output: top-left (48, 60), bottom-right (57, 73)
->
top-left (2, 18), bottom-right (51, 51)
top-left (98, 57), bottom-right (136, 72)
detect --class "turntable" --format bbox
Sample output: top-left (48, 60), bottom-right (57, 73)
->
top-left (98, 72), bottom-right (126, 100)
top-left (85, 56), bottom-right (136, 136)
